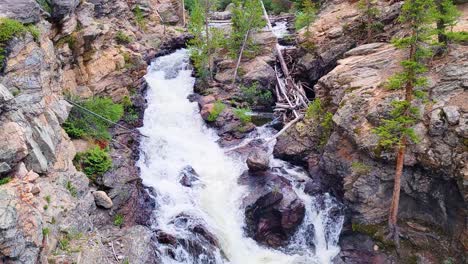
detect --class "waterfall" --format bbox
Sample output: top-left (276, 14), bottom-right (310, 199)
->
top-left (137, 49), bottom-right (343, 264)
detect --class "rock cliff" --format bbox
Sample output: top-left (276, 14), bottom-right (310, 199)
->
top-left (0, 0), bottom-right (184, 263)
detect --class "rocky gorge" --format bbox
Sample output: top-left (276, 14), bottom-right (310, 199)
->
top-left (0, 0), bottom-right (466, 264)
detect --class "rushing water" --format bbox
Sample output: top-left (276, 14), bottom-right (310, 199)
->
top-left (137, 49), bottom-right (344, 264)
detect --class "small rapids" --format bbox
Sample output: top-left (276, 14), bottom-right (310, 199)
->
top-left (137, 49), bottom-right (344, 264)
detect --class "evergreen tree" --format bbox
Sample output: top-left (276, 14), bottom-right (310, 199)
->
top-left (229, 0), bottom-right (266, 82)
top-left (187, 0), bottom-right (222, 79)
top-left (435, 0), bottom-right (467, 46)
top-left (229, 0), bottom-right (265, 56)
top-left (373, 0), bottom-right (438, 245)
top-left (294, 0), bottom-right (316, 32)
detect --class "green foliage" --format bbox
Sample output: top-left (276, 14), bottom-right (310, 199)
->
top-left (357, 0), bottom-right (381, 41)
top-left (373, 100), bottom-right (420, 149)
top-left (436, 0), bottom-right (461, 44)
top-left (0, 177), bottom-right (11, 185)
top-left (115, 31), bottom-right (133, 44)
top-left (66, 181), bottom-right (78, 197)
top-left (185, 0), bottom-right (198, 13)
top-left (270, 0), bottom-right (293, 14)
top-left (240, 83), bottom-right (273, 106)
top-left (45, 195), bottom-right (51, 204)
top-left (446, 31), bottom-right (468, 43)
top-left (295, 0), bottom-right (316, 31)
top-left (217, 0), bottom-right (232, 11)
top-left (188, 0), bottom-right (225, 80)
top-left (319, 112), bottom-right (333, 147)
top-left (63, 97), bottom-right (124, 140)
top-left (133, 5), bottom-right (147, 30)
top-left (0, 18), bottom-right (40, 68)
top-left (74, 147), bottom-right (112, 180)
top-left (114, 214), bottom-right (124, 227)
top-left (59, 237), bottom-right (70, 251)
top-left (36, 0), bottom-right (53, 13)
top-left (374, 0), bottom-right (437, 152)
top-left (207, 101), bottom-right (226, 121)
top-left (57, 34), bottom-right (77, 50)
top-left (305, 98), bottom-right (334, 148)
top-left (228, 0), bottom-right (266, 58)
top-left (305, 98), bottom-right (323, 119)
top-left (42, 227), bottom-right (50, 237)
top-left (351, 161), bottom-right (372, 175)
top-left (351, 222), bottom-right (396, 250)
top-left (233, 107), bottom-right (252, 124)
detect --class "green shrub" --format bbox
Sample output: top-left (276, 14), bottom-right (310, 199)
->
top-left (0, 18), bottom-right (40, 68)
top-left (44, 195), bottom-right (51, 204)
top-left (351, 161), bottom-right (371, 175)
top-left (42, 227), bottom-right (50, 237)
top-left (207, 101), bottom-right (226, 122)
top-left (233, 107), bottom-right (252, 124)
top-left (56, 34), bottom-right (77, 50)
top-left (305, 98), bottom-right (323, 120)
top-left (63, 97), bottom-right (124, 140)
top-left (0, 177), bottom-right (11, 185)
top-left (115, 31), bottom-right (133, 44)
top-left (114, 214), bottom-right (124, 227)
top-left (133, 5), bottom-right (146, 29)
top-left (59, 237), bottom-right (70, 251)
top-left (240, 83), bottom-right (273, 106)
top-left (36, 0), bottom-right (53, 13)
top-left (63, 121), bottom-right (85, 138)
top-left (66, 181), bottom-right (78, 197)
top-left (319, 112), bottom-right (333, 147)
top-left (74, 147), bottom-right (112, 180)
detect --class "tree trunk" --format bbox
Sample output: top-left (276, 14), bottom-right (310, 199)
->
top-left (387, 40), bottom-right (416, 245)
top-left (232, 29), bottom-right (251, 84)
top-left (388, 136), bottom-right (406, 245)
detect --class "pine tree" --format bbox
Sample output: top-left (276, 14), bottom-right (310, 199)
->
top-left (187, 0), bottom-right (222, 79)
top-left (373, 0), bottom-right (438, 246)
top-left (435, 0), bottom-right (467, 46)
top-left (294, 0), bottom-right (316, 33)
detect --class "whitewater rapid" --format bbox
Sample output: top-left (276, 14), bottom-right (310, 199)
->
top-left (137, 49), bottom-right (343, 264)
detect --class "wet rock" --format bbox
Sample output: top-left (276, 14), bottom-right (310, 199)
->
top-left (304, 180), bottom-right (322, 196)
top-left (242, 172), bottom-right (305, 247)
top-left (156, 231), bottom-right (177, 246)
top-left (0, 0), bottom-right (41, 23)
top-left (93, 191), bottom-right (113, 209)
top-left (179, 166), bottom-right (201, 187)
top-left (246, 148), bottom-right (270, 172)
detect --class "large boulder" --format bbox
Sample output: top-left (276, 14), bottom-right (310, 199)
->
top-left (0, 0), bottom-right (41, 23)
top-left (93, 191), bottom-right (113, 209)
top-left (240, 172), bottom-right (305, 247)
top-left (246, 148), bottom-right (269, 172)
